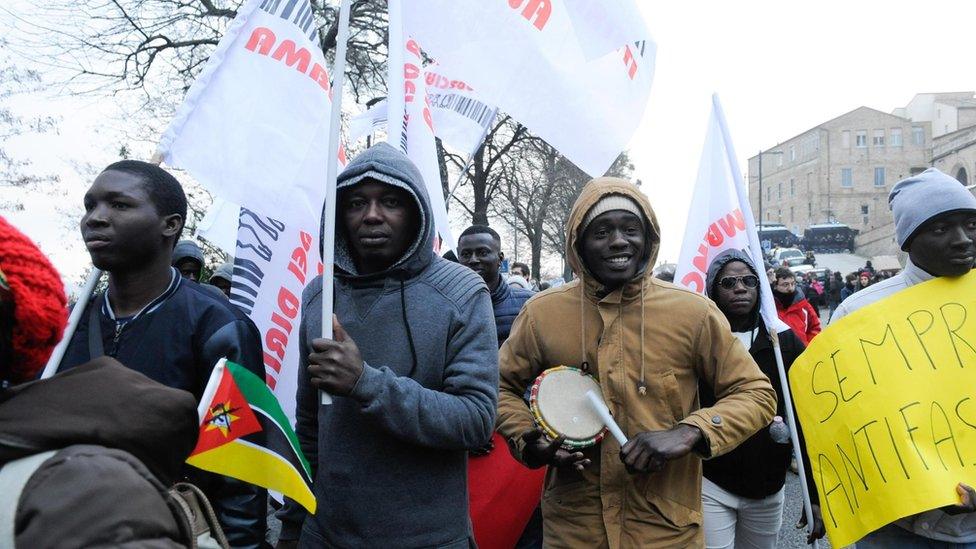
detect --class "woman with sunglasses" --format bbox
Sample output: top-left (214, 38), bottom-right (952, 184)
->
top-left (698, 249), bottom-right (825, 548)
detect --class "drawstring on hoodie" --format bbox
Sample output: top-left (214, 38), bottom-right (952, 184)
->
top-left (579, 276), bottom-right (589, 374)
top-left (638, 280), bottom-right (647, 395)
top-left (399, 278), bottom-right (418, 378)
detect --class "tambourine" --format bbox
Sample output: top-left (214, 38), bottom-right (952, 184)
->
top-left (529, 366), bottom-right (608, 449)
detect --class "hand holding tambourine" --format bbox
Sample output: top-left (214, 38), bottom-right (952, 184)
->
top-left (523, 366), bottom-right (629, 471)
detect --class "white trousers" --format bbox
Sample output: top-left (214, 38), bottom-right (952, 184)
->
top-left (701, 477), bottom-right (785, 549)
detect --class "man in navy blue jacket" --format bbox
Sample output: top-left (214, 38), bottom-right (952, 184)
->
top-left (458, 225), bottom-right (534, 345)
top-left (458, 224), bottom-right (541, 548)
top-left (59, 160), bottom-right (267, 548)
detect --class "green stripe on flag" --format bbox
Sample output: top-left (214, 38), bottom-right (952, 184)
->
top-left (225, 360), bottom-right (313, 478)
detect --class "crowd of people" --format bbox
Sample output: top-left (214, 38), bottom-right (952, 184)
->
top-left (1, 145), bottom-right (975, 548)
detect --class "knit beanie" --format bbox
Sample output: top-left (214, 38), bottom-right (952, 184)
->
top-left (581, 194), bottom-right (644, 233)
top-left (0, 216), bottom-right (68, 382)
top-left (889, 168), bottom-right (976, 250)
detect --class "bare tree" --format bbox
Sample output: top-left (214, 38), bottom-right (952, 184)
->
top-left (490, 138), bottom-right (566, 284)
top-left (0, 40), bottom-right (60, 213)
top-left (445, 115), bottom-right (531, 225)
top-left (17, 0), bottom-right (389, 128)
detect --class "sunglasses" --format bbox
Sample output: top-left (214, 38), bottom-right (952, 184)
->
top-left (718, 275), bottom-right (760, 290)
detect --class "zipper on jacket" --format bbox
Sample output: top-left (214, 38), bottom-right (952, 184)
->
top-left (113, 322), bottom-right (124, 344)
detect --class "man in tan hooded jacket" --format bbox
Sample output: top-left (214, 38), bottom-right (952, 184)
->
top-left (497, 178), bottom-right (777, 547)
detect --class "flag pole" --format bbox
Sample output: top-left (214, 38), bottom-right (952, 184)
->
top-left (320, 0), bottom-right (352, 405)
top-left (40, 267), bottom-right (102, 379)
top-left (711, 93), bottom-right (818, 545)
top-left (447, 108), bottom-right (498, 201)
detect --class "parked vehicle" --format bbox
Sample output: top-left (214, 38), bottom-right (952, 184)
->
top-left (801, 223), bottom-right (858, 253)
top-left (759, 224), bottom-right (801, 249)
top-left (771, 247), bottom-right (804, 266)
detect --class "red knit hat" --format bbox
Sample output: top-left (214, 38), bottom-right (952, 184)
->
top-left (0, 216), bottom-right (68, 382)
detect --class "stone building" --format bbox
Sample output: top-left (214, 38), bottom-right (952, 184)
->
top-left (749, 92), bottom-right (976, 257)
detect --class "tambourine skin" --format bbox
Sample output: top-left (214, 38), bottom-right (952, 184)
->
top-left (529, 366), bottom-right (608, 450)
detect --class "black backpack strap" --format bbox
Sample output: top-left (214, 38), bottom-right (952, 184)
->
top-left (88, 300), bottom-right (104, 360)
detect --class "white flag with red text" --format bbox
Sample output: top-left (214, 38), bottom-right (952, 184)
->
top-left (402, 0), bottom-right (655, 177)
top-left (675, 95), bottom-right (788, 334)
top-left (562, 0), bottom-right (648, 60)
top-left (387, 0), bottom-right (456, 250)
top-left (157, 0), bottom-right (342, 223)
top-left (349, 66), bottom-right (496, 158)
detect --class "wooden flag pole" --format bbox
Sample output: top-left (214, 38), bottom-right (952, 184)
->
top-left (320, 0), bottom-right (352, 405)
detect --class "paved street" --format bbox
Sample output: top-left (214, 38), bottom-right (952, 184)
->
top-left (780, 470), bottom-right (856, 548)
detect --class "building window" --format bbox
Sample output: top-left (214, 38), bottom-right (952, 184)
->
top-left (808, 202), bottom-right (813, 217)
top-left (874, 167), bottom-right (886, 187)
top-left (767, 186), bottom-right (772, 201)
top-left (913, 126), bottom-right (925, 145)
top-left (890, 128), bottom-right (903, 147)
top-left (861, 205), bottom-right (869, 215)
top-left (873, 129), bottom-right (885, 147)
top-left (842, 130), bottom-right (851, 148)
top-left (790, 207), bottom-right (794, 222)
top-left (777, 154), bottom-right (783, 167)
top-left (841, 168), bottom-right (853, 187)
top-left (790, 178), bottom-right (795, 197)
top-left (790, 145), bottom-right (796, 161)
top-left (778, 182), bottom-right (782, 199)
top-left (856, 130), bottom-right (868, 148)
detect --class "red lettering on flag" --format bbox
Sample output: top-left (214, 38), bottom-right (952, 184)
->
top-left (718, 209), bottom-right (746, 238)
top-left (245, 27), bottom-right (276, 55)
top-left (623, 46), bottom-right (638, 80)
top-left (509, 0), bottom-right (551, 30)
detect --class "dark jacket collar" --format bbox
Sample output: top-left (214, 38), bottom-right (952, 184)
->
top-left (489, 275), bottom-right (511, 306)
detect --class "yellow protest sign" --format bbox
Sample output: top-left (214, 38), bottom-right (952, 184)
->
top-left (788, 271), bottom-right (976, 547)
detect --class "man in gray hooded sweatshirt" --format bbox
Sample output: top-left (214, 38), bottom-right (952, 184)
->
top-left (277, 143), bottom-right (499, 548)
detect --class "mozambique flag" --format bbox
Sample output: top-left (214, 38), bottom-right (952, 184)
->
top-left (187, 358), bottom-right (316, 513)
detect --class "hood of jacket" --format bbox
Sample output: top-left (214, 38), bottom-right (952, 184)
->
top-left (0, 357), bottom-right (198, 483)
top-left (172, 240), bottom-right (205, 270)
top-left (705, 248), bottom-right (762, 330)
top-left (331, 142), bottom-right (434, 282)
top-left (210, 261), bottom-right (233, 283)
top-left (565, 177), bottom-right (660, 298)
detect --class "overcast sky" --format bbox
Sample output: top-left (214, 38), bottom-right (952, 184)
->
top-left (3, 0), bottom-right (976, 287)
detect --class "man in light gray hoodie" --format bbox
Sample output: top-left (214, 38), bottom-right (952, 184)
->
top-left (832, 168), bottom-right (976, 547)
top-left (277, 143), bottom-right (498, 548)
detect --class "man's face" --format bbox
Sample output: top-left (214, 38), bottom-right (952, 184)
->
top-left (714, 261), bottom-right (758, 319)
top-left (458, 233), bottom-right (502, 286)
top-left (908, 211), bottom-right (976, 277)
top-left (80, 170), bottom-right (180, 272)
top-left (211, 278), bottom-right (232, 297)
top-left (340, 180), bottom-right (419, 274)
top-left (774, 276), bottom-right (796, 294)
top-left (579, 210), bottom-right (645, 289)
top-left (176, 258), bottom-right (202, 281)
top-left (511, 265), bottom-right (526, 278)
